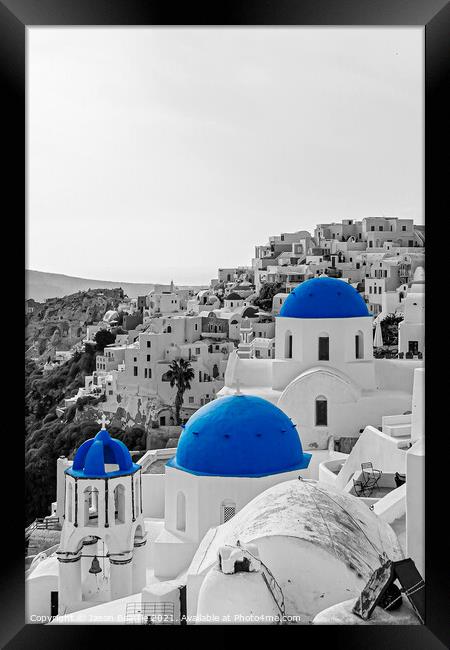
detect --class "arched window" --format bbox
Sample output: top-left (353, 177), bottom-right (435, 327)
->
top-left (315, 396), bottom-right (328, 426)
top-left (114, 484), bottom-right (126, 524)
top-left (318, 334), bottom-right (329, 361)
top-left (355, 331), bottom-right (364, 359)
top-left (285, 330), bottom-right (293, 359)
top-left (83, 486), bottom-right (99, 526)
top-left (176, 492), bottom-right (186, 531)
top-left (220, 500), bottom-right (236, 524)
top-left (166, 325), bottom-right (172, 333)
top-left (67, 482), bottom-right (73, 523)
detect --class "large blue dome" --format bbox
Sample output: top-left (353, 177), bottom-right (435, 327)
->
top-left (167, 395), bottom-right (311, 477)
top-left (279, 276), bottom-right (370, 319)
top-left (67, 428), bottom-right (140, 479)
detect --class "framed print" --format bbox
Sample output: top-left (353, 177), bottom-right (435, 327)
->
top-left (2, 0), bottom-right (448, 647)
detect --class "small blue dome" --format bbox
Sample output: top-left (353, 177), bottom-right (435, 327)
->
top-left (279, 276), bottom-right (369, 319)
top-left (167, 395), bottom-right (311, 477)
top-left (66, 428), bottom-right (140, 479)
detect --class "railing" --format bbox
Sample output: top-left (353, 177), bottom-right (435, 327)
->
top-left (240, 545), bottom-right (286, 624)
top-left (26, 517), bottom-right (61, 539)
top-left (125, 602), bottom-right (175, 625)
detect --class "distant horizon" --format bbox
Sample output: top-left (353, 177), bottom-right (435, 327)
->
top-left (26, 268), bottom-right (209, 287)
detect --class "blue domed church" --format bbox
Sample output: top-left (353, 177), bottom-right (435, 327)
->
top-left (220, 276), bottom-right (413, 451)
top-left (149, 394), bottom-right (311, 580)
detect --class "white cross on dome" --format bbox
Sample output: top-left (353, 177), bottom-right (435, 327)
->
top-left (96, 413), bottom-right (110, 430)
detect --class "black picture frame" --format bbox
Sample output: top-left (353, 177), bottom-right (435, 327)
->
top-left (3, 0), bottom-right (448, 647)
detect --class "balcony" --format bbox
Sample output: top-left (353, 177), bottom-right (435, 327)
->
top-left (201, 331), bottom-right (227, 339)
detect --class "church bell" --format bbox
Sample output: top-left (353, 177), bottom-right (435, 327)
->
top-left (89, 556), bottom-right (102, 575)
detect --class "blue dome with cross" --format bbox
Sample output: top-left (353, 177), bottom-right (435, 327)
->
top-left (279, 276), bottom-right (370, 319)
top-left (66, 425), bottom-right (140, 479)
top-left (167, 395), bottom-right (311, 477)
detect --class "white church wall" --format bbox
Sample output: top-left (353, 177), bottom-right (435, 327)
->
top-left (274, 316), bottom-right (376, 390)
top-left (164, 467), bottom-right (200, 540)
top-left (141, 474), bottom-right (165, 518)
top-left (164, 466), bottom-right (305, 545)
top-left (195, 470), bottom-right (306, 543)
top-left (278, 368), bottom-right (411, 451)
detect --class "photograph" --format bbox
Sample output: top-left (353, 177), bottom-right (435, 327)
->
top-left (3, 4), bottom-right (442, 638)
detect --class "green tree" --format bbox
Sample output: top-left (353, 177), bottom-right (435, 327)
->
top-left (165, 359), bottom-right (195, 426)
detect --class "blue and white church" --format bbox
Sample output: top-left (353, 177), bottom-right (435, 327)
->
top-left (220, 277), bottom-right (419, 453)
top-left (26, 396), bottom-right (312, 621)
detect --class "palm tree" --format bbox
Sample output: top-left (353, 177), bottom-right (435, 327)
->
top-left (165, 359), bottom-right (195, 426)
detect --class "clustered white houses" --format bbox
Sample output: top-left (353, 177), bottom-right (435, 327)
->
top-left (68, 217), bottom-right (424, 425)
top-left (26, 269), bottom-right (425, 625)
top-left (253, 217), bottom-right (424, 314)
top-left (76, 280), bottom-right (273, 424)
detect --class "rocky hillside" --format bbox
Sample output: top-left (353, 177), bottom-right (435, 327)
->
top-left (25, 287), bottom-right (124, 366)
top-left (25, 346), bottom-right (147, 526)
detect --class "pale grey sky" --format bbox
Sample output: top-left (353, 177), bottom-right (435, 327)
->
top-left (27, 27), bottom-right (423, 285)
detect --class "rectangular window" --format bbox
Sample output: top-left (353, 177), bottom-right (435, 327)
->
top-left (378, 287), bottom-right (382, 294)
top-left (369, 286), bottom-right (372, 294)
top-left (221, 504), bottom-right (236, 523)
top-left (195, 348), bottom-right (200, 355)
top-left (109, 390), bottom-right (113, 395)
top-left (147, 341), bottom-right (151, 348)
top-left (147, 354), bottom-right (150, 361)
top-left (316, 399), bottom-right (328, 426)
top-left (255, 350), bottom-right (260, 358)
top-left (370, 226), bottom-right (375, 231)
top-left (408, 240), bottom-right (413, 247)
top-left (195, 324), bottom-right (198, 330)
top-left (402, 226), bottom-right (406, 231)
top-left (379, 226), bottom-right (383, 231)
top-left (133, 366), bottom-right (138, 377)
top-left (318, 337), bottom-right (329, 361)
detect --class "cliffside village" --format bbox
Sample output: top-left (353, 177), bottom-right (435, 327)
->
top-left (26, 216), bottom-right (424, 437)
top-left (25, 215), bottom-right (426, 625)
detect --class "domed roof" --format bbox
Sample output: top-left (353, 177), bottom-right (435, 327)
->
top-left (167, 395), bottom-right (311, 477)
top-left (279, 277), bottom-right (369, 319)
top-left (66, 428), bottom-right (140, 479)
top-left (103, 310), bottom-right (119, 323)
top-left (225, 292), bottom-right (243, 301)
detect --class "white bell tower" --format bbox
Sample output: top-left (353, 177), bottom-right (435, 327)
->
top-left (57, 416), bottom-right (147, 614)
